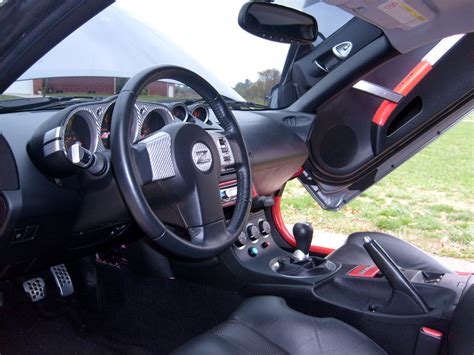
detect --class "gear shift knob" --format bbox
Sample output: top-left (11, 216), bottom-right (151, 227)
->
top-left (293, 222), bottom-right (313, 258)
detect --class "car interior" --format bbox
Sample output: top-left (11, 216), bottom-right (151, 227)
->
top-left (0, 0), bottom-right (473, 354)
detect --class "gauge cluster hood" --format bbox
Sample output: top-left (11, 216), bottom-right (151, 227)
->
top-left (0, 0), bottom-right (114, 93)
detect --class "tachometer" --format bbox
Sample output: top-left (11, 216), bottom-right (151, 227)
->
top-left (63, 110), bottom-right (95, 151)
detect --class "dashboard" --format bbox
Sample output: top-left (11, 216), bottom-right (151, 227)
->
top-left (0, 95), bottom-right (311, 279)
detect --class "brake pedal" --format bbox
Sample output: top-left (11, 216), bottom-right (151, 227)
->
top-left (23, 277), bottom-right (46, 302)
top-left (50, 264), bottom-right (74, 297)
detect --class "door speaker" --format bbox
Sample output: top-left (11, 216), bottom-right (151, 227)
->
top-left (319, 125), bottom-right (358, 169)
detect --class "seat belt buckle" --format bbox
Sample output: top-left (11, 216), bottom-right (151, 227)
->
top-left (414, 327), bottom-right (443, 355)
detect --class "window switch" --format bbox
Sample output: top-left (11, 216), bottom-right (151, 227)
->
top-left (11, 227), bottom-right (26, 243)
top-left (25, 225), bottom-right (39, 240)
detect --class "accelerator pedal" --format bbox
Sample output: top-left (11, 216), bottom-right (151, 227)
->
top-left (50, 264), bottom-right (74, 297)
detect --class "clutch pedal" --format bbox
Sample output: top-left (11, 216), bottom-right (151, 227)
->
top-left (23, 277), bottom-right (46, 302)
top-left (50, 264), bottom-right (74, 297)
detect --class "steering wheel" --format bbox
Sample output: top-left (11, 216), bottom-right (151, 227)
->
top-left (110, 66), bottom-right (252, 258)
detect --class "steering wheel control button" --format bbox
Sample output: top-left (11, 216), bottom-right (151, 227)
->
top-left (248, 247), bottom-right (259, 257)
top-left (258, 219), bottom-right (271, 236)
top-left (247, 224), bottom-right (260, 242)
top-left (208, 132), bottom-right (235, 172)
top-left (192, 142), bottom-right (213, 172)
top-left (235, 232), bottom-right (248, 249)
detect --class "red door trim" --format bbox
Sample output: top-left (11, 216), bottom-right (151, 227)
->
top-left (372, 60), bottom-right (432, 126)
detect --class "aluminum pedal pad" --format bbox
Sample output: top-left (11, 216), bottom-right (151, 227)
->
top-left (50, 264), bottom-right (74, 297)
top-left (22, 277), bottom-right (46, 302)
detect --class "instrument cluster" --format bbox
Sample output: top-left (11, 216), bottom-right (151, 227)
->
top-left (43, 99), bottom-right (213, 158)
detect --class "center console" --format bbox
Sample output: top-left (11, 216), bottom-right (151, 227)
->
top-left (223, 210), bottom-right (341, 285)
top-left (218, 209), bottom-right (473, 355)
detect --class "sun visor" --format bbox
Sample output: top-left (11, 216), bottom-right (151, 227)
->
top-left (324, 0), bottom-right (473, 53)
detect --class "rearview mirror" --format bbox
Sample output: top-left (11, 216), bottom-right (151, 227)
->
top-left (238, 2), bottom-right (318, 44)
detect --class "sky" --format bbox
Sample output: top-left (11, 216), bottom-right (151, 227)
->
top-left (116, 0), bottom-right (291, 87)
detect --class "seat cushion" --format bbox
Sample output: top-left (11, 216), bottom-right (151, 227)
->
top-left (327, 232), bottom-right (453, 274)
top-left (172, 296), bottom-right (386, 354)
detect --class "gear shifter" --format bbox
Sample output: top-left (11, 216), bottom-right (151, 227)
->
top-left (271, 222), bottom-right (337, 277)
top-left (293, 222), bottom-right (313, 261)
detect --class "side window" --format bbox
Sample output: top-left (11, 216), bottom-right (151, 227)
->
top-left (304, 2), bottom-right (353, 41)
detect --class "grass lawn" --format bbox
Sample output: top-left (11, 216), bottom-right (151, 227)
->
top-left (282, 113), bottom-right (474, 259)
top-left (0, 95), bottom-right (21, 101)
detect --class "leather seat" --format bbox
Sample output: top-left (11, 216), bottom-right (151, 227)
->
top-left (327, 232), bottom-right (453, 274)
top-left (173, 296), bottom-right (386, 354)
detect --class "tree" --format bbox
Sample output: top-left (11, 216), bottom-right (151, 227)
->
top-left (233, 68), bottom-right (281, 104)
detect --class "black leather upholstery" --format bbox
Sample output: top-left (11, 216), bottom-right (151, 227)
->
top-left (173, 296), bottom-right (386, 354)
top-left (448, 285), bottom-right (474, 354)
top-left (327, 232), bottom-right (453, 274)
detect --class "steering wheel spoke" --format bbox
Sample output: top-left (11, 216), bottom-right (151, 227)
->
top-left (132, 131), bottom-right (175, 185)
top-left (188, 219), bottom-right (231, 247)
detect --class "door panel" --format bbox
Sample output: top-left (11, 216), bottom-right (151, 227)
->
top-left (300, 33), bottom-right (473, 210)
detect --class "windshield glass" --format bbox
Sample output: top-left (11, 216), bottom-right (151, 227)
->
top-left (2, 0), bottom-right (352, 108)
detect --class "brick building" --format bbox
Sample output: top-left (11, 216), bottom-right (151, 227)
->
top-left (32, 77), bottom-right (174, 96)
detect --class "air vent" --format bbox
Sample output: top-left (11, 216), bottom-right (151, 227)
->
top-left (0, 135), bottom-right (19, 190)
top-left (283, 116), bottom-right (298, 126)
top-left (283, 115), bottom-right (313, 127)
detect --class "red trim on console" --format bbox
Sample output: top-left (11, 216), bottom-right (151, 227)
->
top-left (219, 179), bottom-right (237, 188)
top-left (347, 265), bottom-right (380, 278)
top-left (421, 327), bottom-right (443, 338)
top-left (456, 271), bottom-right (473, 276)
top-left (291, 166), bottom-right (305, 179)
top-left (372, 61), bottom-right (432, 126)
top-left (272, 196), bottom-right (335, 255)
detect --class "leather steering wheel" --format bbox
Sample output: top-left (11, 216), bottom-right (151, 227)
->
top-left (111, 66), bottom-right (252, 258)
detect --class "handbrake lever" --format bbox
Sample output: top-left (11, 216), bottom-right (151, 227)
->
top-left (363, 236), bottom-right (429, 314)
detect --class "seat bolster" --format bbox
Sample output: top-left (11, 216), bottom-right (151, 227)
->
top-left (173, 296), bottom-right (387, 355)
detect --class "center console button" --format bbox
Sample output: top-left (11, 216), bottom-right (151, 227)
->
top-left (248, 247), bottom-right (259, 257)
top-left (234, 232), bottom-right (248, 249)
top-left (247, 224), bottom-right (260, 242)
top-left (258, 220), bottom-right (271, 236)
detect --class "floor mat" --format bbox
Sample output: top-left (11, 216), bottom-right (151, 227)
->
top-left (0, 267), bottom-right (244, 354)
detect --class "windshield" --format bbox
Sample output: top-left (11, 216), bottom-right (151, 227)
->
top-left (2, 0), bottom-right (352, 108)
